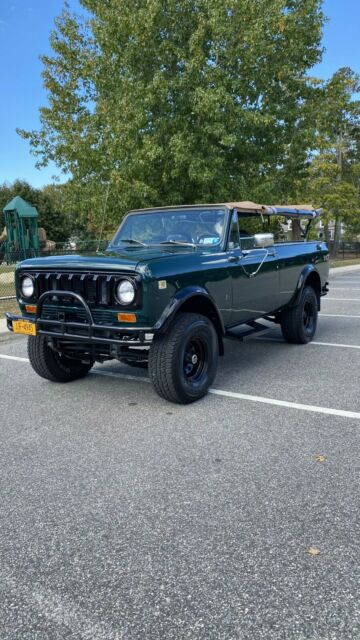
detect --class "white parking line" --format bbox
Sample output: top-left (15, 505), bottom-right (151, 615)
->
top-left (320, 313), bottom-right (360, 318)
top-left (0, 353), bottom-right (30, 363)
top-left (255, 337), bottom-right (360, 350)
top-left (313, 341), bottom-right (360, 349)
top-left (91, 369), bottom-right (148, 383)
top-left (325, 298), bottom-right (360, 302)
top-left (330, 288), bottom-right (360, 291)
top-left (208, 389), bottom-right (360, 420)
top-left (331, 280), bottom-right (360, 284)
top-left (1, 353), bottom-right (360, 421)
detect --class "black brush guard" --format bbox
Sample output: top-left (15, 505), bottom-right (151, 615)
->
top-left (6, 291), bottom-right (154, 346)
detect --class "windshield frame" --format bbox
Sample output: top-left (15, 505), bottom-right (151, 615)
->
top-left (107, 205), bottom-right (231, 252)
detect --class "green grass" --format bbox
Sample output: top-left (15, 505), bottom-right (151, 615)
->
top-left (0, 266), bottom-right (16, 300)
top-left (0, 264), bottom-right (17, 273)
top-left (0, 282), bottom-right (16, 297)
top-left (0, 299), bottom-right (19, 319)
top-left (0, 266), bottom-right (16, 317)
top-left (330, 258), bottom-right (360, 268)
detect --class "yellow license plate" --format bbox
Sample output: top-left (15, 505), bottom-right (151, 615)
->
top-left (12, 320), bottom-right (37, 336)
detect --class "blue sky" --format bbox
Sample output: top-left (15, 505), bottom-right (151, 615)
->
top-left (0, 0), bottom-right (359, 189)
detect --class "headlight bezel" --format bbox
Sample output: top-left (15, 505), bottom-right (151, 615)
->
top-left (20, 274), bottom-right (36, 299)
top-left (114, 277), bottom-right (137, 306)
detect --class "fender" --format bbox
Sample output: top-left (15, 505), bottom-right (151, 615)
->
top-left (153, 286), bottom-right (226, 354)
top-left (290, 265), bottom-right (321, 308)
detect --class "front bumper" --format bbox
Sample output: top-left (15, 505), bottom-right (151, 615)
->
top-left (6, 290), bottom-right (154, 346)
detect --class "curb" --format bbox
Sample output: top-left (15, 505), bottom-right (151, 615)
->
top-left (0, 318), bottom-right (20, 343)
top-left (0, 317), bottom-right (25, 343)
top-left (0, 317), bottom-right (24, 343)
top-left (329, 264), bottom-right (360, 275)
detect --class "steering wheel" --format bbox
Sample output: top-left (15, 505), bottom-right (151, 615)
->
top-left (197, 232), bottom-right (221, 245)
top-left (166, 233), bottom-right (192, 243)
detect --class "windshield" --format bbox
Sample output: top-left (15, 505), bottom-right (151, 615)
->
top-left (109, 208), bottom-right (227, 248)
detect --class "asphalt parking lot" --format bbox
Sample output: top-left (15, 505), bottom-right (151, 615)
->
top-left (1, 269), bottom-right (360, 640)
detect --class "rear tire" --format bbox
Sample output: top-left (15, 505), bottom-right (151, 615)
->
top-left (280, 285), bottom-right (318, 344)
top-left (28, 336), bottom-right (94, 382)
top-left (148, 312), bottom-right (219, 404)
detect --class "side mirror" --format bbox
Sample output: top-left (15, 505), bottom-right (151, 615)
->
top-left (253, 233), bottom-right (274, 248)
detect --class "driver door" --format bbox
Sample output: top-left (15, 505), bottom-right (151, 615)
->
top-left (227, 212), bottom-right (280, 325)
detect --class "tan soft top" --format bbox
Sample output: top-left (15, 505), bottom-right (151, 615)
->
top-left (225, 202), bottom-right (321, 217)
top-left (129, 202), bottom-right (322, 218)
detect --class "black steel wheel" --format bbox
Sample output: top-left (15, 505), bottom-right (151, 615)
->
top-left (183, 338), bottom-right (206, 381)
top-left (28, 336), bottom-right (94, 382)
top-left (148, 312), bottom-right (218, 404)
top-left (280, 285), bottom-right (318, 344)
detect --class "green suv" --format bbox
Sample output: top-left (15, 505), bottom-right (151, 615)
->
top-left (7, 202), bottom-right (329, 404)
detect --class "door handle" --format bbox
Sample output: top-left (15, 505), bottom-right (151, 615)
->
top-left (228, 255), bottom-right (239, 263)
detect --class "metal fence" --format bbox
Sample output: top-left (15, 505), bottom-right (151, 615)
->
top-left (327, 241), bottom-right (360, 259)
top-left (0, 239), bottom-right (108, 267)
top-left (0, 265), bottom-right (15, 300)
top-left (1, 240), bottom-right (360, 303)
top-left (0, 240), bottom-right (108, 304)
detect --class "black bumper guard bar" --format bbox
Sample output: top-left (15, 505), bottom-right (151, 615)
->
top-left (7, 290), bottom-right (154, 346)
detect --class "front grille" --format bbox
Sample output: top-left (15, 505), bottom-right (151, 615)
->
top-left (20, 270), bottom-right (137, 308)
top-left (42, 305), bottom-right (117, 325)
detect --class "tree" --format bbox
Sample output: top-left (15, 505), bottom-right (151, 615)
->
top-left (307, 68), bottom-right (360, 253)
top-left (18, 0), bottom-right (325, 228)
top-left (0, 180), bottom-right (72, 243)
top-left (43, 180), bottom-right (112, 241)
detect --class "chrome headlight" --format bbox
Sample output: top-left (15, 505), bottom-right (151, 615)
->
top-left (21, 275), bottom-right (35, 298)
top-left (116, 279), bottom-right (135, 305)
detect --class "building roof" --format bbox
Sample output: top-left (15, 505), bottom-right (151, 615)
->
top-left (3, 196), bottom-right (38, 218)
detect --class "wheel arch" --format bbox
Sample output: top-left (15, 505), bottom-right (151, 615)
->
top-left (154, 286), bottom-right (225, 355)
top-left (292, 266), bottom-right (322, 310)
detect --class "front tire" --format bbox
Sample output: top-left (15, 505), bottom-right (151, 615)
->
top-left (148, 312), bottom-right (219, 404)
top-left (280, 285), bottom-right (318, 344)
top-left (28, 336), bottom-right (94, 382)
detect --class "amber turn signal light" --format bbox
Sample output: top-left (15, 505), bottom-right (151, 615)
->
top-left (117, 312), bottom-right (137, 323)
top-left (25, 304), bottom-right (37, 314)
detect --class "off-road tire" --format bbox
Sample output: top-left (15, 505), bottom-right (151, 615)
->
top-left (28, 336), bottom-right (94, 382)
top-left (280, 285), bottom-right (318, 344)
top-left (148, 312), bottom-right (218, 404)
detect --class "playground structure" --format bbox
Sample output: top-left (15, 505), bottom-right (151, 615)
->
top-left (0, 196), bottom-right (55, 264)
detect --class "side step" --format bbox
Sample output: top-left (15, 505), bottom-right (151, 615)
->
top-left (225, 319), bottom-right (274, 342)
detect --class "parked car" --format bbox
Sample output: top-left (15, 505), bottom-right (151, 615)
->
top-left (6, 201), bottom-right (329, 403)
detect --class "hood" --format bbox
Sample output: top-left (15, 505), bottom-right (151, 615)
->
top-left (17, 244), bottom-right (204, 272)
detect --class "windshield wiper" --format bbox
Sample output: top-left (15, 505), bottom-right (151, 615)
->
top-left (159, 240), bottom-right (196, 248)
top-left (120, 238), bottom-right (148, 247)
